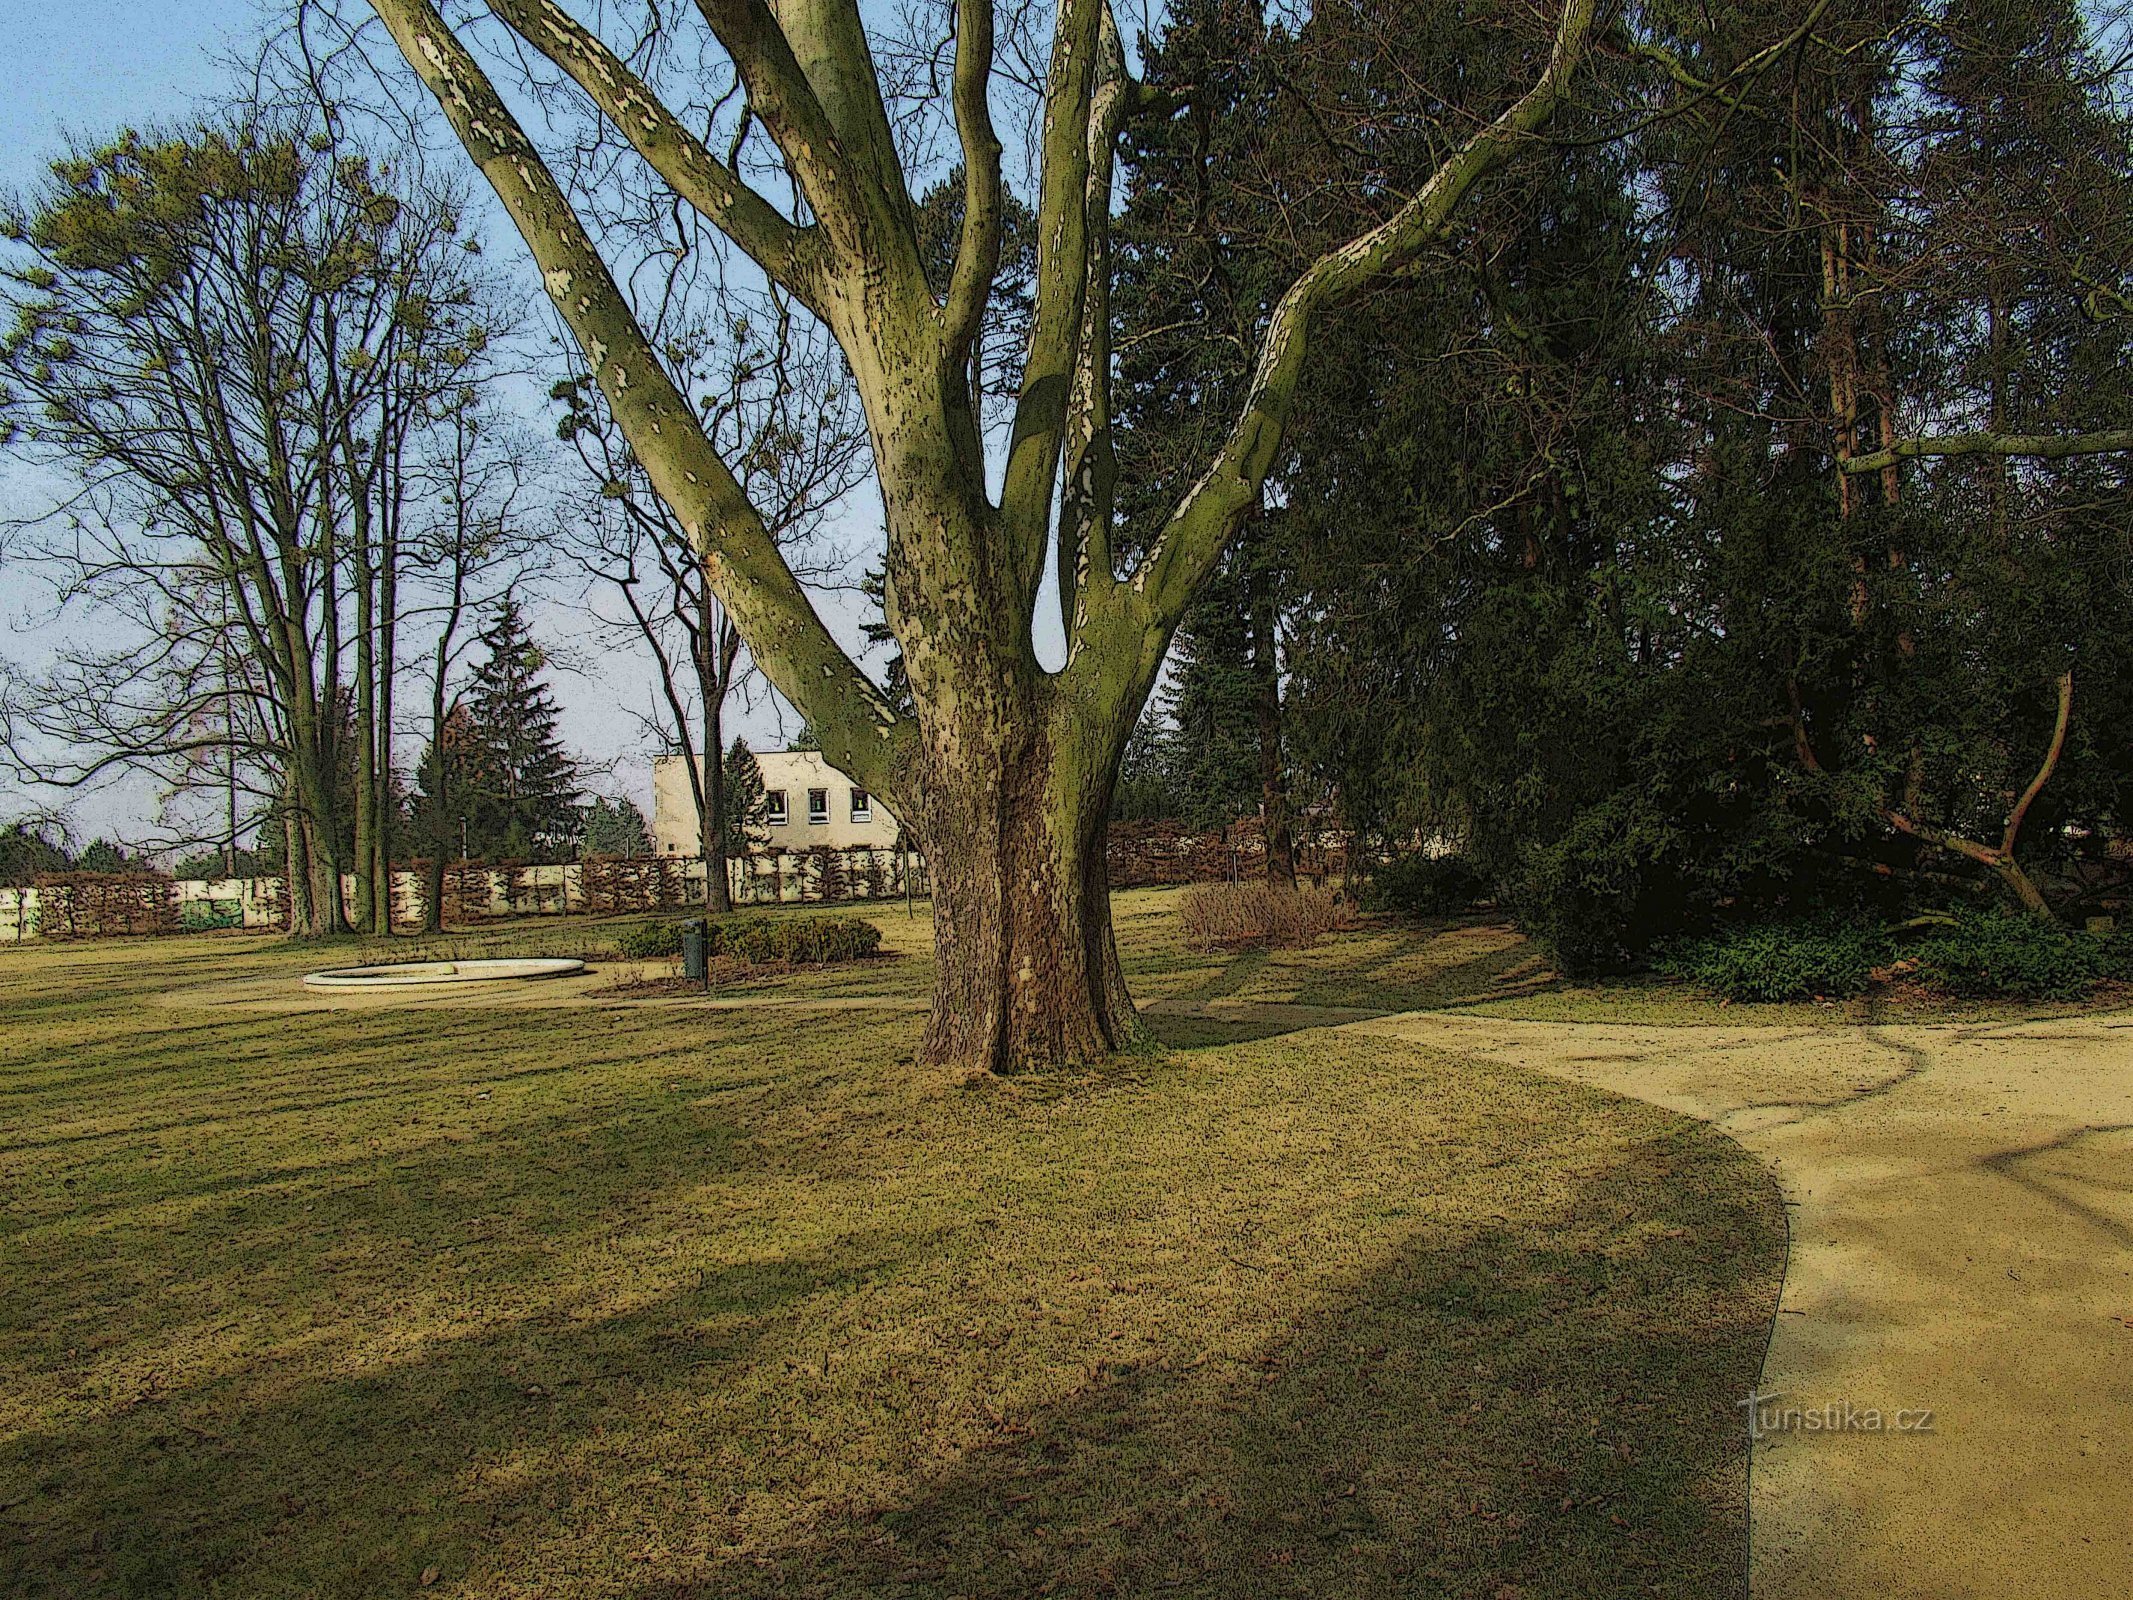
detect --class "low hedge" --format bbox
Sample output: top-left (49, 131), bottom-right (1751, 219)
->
top-left (616, 914), bottom-right (882, 966)
top-left (1661, 911), bottom-right (2125, 1004)
top-left (1656, 922), bottom-right (1888, 1003)
top-left (1908, 914), bottom-right (2108, 1001)
top-left (716, 915), bottom-right (881, 965)
top-left (616, 920), bottom-right (685, 960)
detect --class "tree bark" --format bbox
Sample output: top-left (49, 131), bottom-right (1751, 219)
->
top-left (916, 717), bottom-right (1139, 1075)
top-left (700, 686), bottom-right (732, 914)
top-left (1249, 575), bottom-right (1296, 890)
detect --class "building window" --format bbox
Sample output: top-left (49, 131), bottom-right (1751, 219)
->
top-left (807, 787), bottom-right (829, 824)
top-left (765, 789), bottom-right (788, 825)
top-left (850, 788), bottom-right (871, 822)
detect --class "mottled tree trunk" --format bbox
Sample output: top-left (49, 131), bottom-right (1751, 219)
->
top-left (917, 725), bottom-right (1138, 1075)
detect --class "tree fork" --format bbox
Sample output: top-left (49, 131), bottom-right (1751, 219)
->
top-left (367, 0), bottom-right (1602, 1073)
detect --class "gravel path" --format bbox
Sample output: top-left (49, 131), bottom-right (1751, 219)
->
top-left (1350, 1010), bottom-right (2133, 1599)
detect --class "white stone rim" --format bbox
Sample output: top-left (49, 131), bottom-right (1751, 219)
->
top-left (301, 957), bottom-right (586, 989)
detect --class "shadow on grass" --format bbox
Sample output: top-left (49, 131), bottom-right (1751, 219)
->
top-left (4, 1128), bottom-right (1777, 1600)
top-left (726, 1157), bottom-right (1771, 1600)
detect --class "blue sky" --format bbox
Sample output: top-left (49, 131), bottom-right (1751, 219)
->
top-left (0, 2), bottom-right (251, 193)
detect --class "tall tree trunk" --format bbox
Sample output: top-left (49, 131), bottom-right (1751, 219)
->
top-left (696, 597), bottom-right (733, 915)
top-left (425, 818), bottom-right (449, 934)
top-left (283, 795), bottom-right (312, 938)
top-left (352, 529), bottom-right (378, 933)
top-left (700, 691), bottom-right (731, 914)
top-left (292, 755), bottom-right (346, 937)
top-left (425, 690), bottom-right (451, 934)
top-left (1249, 577), bottom-right (1296, 890)
top-left (281, 681), bottom-right (347, 938)
top-left (372, 517), bottom-right (399, 934)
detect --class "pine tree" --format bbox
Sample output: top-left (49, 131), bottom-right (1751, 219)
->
top-left (580, 795), bottom-right (650, 857)
top-left (410, 703), bottom-right (494, 861)
top-left (720, 738), bottom-right (770, 856)
top-left (460, 598), bottom-right (581, 860)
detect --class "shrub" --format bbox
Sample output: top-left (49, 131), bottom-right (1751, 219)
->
top-left (1657, 922), bottom-right (1888, 1003)
top-left (616, 914), bottom-right (882, 965)
top-left (1179, 881), bottom-right (1355, 950)
top-left (1508, 805), bottom-right (1693, 977)
top-left (1909, 914), bottom-right (2107, 1000)
top-left (178, 899), bottom-right (244, 932)
top-left (2102, 923), bottom-right (2133, 983)
top-left (1363, 852), bottom-right (1484, 918)
top-left (714, 915), bottom-right (881, 965)
top-left (616, 919), bottom-right (684, 960)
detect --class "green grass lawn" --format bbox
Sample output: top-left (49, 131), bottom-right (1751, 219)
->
top-left (0, 894), bottom-right (1784, 1598)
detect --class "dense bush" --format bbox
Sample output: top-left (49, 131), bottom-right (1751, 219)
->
top-left (716, 915), bottom-right (881, 965)
top-left (1657, 923), bottom-right (1889, 1003)
top-left (1363, 852), bottom-right (1484, 918)
top-left (2103, 923), bottom-right (2133, 982)
top-left (616, 919), bottom-right (684, 960)
top-left (1179, 881), bottom-right (1355, 950)
top-left (1909, 915), bottom-right (2108, 1000)
top-left (617, 914), bottom-right (883, 965)
top-left (1507, 804), bottom-right (1696, 977)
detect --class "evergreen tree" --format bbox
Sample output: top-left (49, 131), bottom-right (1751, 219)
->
top-left (409, 704), bottom-right (494, 860)
top-left (720, 738), bottom-right (770, 856)
top-left (75, 839), bottom-right (135, 873)
top-left (580, 795), bottom-right (651, 857)
top-left (1, 824), bottom-right (74, 884)
top-left (459, 598), bottom-right (581, 859)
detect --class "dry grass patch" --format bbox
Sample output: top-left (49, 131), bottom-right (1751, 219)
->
top-left (1178, 880), bottom-right (1358, 951)
top-left (1, 917), bottom-right (1782, 1599)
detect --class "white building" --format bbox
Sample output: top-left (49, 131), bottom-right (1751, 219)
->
top-left (650, 747), bottom-right (903, 855)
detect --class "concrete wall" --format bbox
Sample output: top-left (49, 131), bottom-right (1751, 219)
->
top-left (651, 748), bottom-right (903, 854)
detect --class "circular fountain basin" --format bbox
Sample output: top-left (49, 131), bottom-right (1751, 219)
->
top-left (301, 957), bottom-right (586, 990)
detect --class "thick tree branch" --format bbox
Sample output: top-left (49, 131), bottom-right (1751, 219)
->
top-left (1842, 427), bottom-right (2133, 474)
top-left (1883, 669), bottom-right (2073, 921)
top-left (366, 0), bottom-right (916, 806)
top-left (998, 0), bottom-right (1108, 579)
top-left (690, 0), bottom-right (930, 308)
top-left (1055, 9), bottom-right (1129, 649)
top-left (763, 0), bottom-right (909, 201)
top-left (2002, 668), bottom-right (2074, 860)
top-left (942, 0), bottom-right (1005, 364)
top-left (1120, 0), bottom-right (1600, 630)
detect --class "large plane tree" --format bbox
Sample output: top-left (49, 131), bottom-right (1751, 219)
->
top-left (355, 0), bottom-right (1605, 1072)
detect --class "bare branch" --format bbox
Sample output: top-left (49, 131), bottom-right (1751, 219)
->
top-left (364, 0), bottom-right (916, 805)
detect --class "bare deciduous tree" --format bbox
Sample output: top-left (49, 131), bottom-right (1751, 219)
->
top-left (349, 0), bottom-right (1602, 1070)
top-left (561, 276), bottom-right (867, 911)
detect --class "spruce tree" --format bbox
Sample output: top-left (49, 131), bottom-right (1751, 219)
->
top-left (580, 795), bottom-right (651, 857)
top-left (720, 738), bottom-right (770, 857)
top-left (461, 598), bottom-right (581, 860)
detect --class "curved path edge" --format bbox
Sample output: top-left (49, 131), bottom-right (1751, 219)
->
top-left (1345, 1010), bottom-right (2133, 1600)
